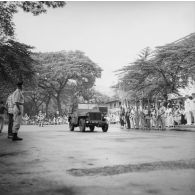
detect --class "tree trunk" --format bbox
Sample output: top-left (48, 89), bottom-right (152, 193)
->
top-left (148, 98), bottom-right (151, 114)
top-left (163, 93), bottom-right (168, 104)
top-left (45, 97), bottom-right (50, 117)
top-left (155, 96), bottom-right (158, 113)
top-left (56, 94), bottom-right (62, 115)
top-left (135, 99), bottom-right (139, 129)
top-left (34, 103), bottom-right (39, 115)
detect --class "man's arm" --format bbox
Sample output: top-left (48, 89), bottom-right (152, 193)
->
top-left (13, 91), bottom-right (22, 115)
top-left (15, 102), bottom-right (21, 115)
top-left (3, 106), bottom-right (8, 114)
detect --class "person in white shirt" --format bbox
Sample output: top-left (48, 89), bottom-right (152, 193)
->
top-left (165, 104), bottom-right (174, 127)
top-left (184, 96), bottom-right (193, 125)
top-left (6, 93), bottom-right (14, 138)
top-left (12, 81), bottom-right (24, 141)
top-left (150, 108), bottom-right (157, 128)
top-left (157, 102), bottom-right (167, 130)
top-left (23, 113), bottom-right (29, 125)
top-left (191, 94), bottom-right (195, 124)
top-left (38, 111), bottom-right (45, 127)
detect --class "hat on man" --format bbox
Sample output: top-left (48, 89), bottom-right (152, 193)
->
top-left (16, 81), bottom-right (23, 86)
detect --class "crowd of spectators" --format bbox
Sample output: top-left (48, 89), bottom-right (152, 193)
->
top-left (106, 94), bottom-right (195, 130)
top-left (22, 111), bottom-right (69, 126)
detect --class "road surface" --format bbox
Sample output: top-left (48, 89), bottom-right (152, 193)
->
top-left (0, 124), bottom-right (195, 195)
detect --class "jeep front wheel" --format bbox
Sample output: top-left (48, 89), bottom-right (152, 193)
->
top-left (69, 122), bottom-right (74, 131)
top-left (102, 124), bottom-right (108, 132)
top-left (90, 126), bottom-right (95, 132)
top-left (79, 119), bottom-right (86, 132)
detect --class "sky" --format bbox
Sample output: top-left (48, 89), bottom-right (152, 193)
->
top-left (13, 1), bottom-right (195, 96)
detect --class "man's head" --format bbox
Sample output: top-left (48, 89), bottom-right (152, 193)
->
top-left (16, 81), bottom-right (23, 90)
top-left (189, 96), bottom-right (193, 100)
top-left (191, 93), bottom-right (195, 99)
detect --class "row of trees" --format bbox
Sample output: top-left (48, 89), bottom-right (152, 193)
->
top-left (116, 33), bottom-right (195, 105)
top-left (0, 1), bottom-right (66, 93)
top-left (0, 1), bottom-right (110, 116)
top-left (28, 50), bottom-right (104, 116)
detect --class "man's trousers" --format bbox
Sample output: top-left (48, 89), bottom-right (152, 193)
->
top-left (13, 105), bottom-right (23, 133)
top-left (8, 113), bottom-right (13, 135)
top-left (0, 114), bottom-right (4, 132)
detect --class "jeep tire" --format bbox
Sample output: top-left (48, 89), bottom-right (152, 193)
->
top-left (69, 122), bottom-right (74, 131)
top-left (79, 118), bottom-right (86, 132)
top-left (90, 126), bottom-right (95, 132)
top-left (102, 124), bottom-right (108, 132)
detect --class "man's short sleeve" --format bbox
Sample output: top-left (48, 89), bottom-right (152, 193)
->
top-left (13, 90), bottom-right (20, 103)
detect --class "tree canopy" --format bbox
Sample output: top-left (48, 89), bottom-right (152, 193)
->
top-left (34, 50), bottom-right (102, 114)
top-left (0, 1), bottom-right (66, 38)
top-left (117, 33), bottom-right (195, 102)
top-left (0, 39), bottom-right (35, 84)
top-left (0, 1), bottom-right (66, 100)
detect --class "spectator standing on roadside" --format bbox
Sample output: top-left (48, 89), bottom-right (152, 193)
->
top-left (0, 101), bottom-right (7, 133)
top-left (144, 106), bottom-right (151, 129)
top-left (180, 105), bottom-right (187, 125)
top-left (125, 108), bottom-right (131, 129)
top-left (139, 106), bottom-right (146, 129)
top-left (23, 113), bottom-right (30, 125)
top-left (191, 93), bottom-right (195, 124)
top-left (166, 104), bottom-right (174, 127)
top-left (12, 81), bottom-right (24, 141)
top-left (151, 108), bottom-right (156, 128)
top-left (6, 94), bottom-right (14, 138)
top-left (184, 96), bottom-right (193, 125)
top-left (157, 102), bottom-right (166, 130)
top-left (120, 115), bottom-right (125, 129)
top-left (129, 107), bottom-right (135, 129)
top-left (120, 107), bottom-right (125, 129)
top-left (173, 105), bottom-right (181, 125)
top-left (38, 111), bottom-right (44, 127)
top-left (53, 116), bottom-right (56, 125)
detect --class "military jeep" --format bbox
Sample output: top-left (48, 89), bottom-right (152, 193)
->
top-left (68, 104), bottom-right (109, 132)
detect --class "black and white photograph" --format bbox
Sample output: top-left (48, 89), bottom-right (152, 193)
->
top-left (0, 1), bottom-right (195, 195)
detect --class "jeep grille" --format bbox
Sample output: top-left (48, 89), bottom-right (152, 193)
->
top-left (89, 112), bottom-right (101, 120)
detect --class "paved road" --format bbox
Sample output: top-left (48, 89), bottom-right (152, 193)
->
top-left (0, 124), bottom-right (195, 195)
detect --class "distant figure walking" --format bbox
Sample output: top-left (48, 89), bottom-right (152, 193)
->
top-left (12, 81), bottom-right (24, 141)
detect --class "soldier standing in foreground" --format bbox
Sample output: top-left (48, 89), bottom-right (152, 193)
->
top-left (6, 93), bottom-right (14, 138)
top-left (12, 81), bottom-right (24, 141)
